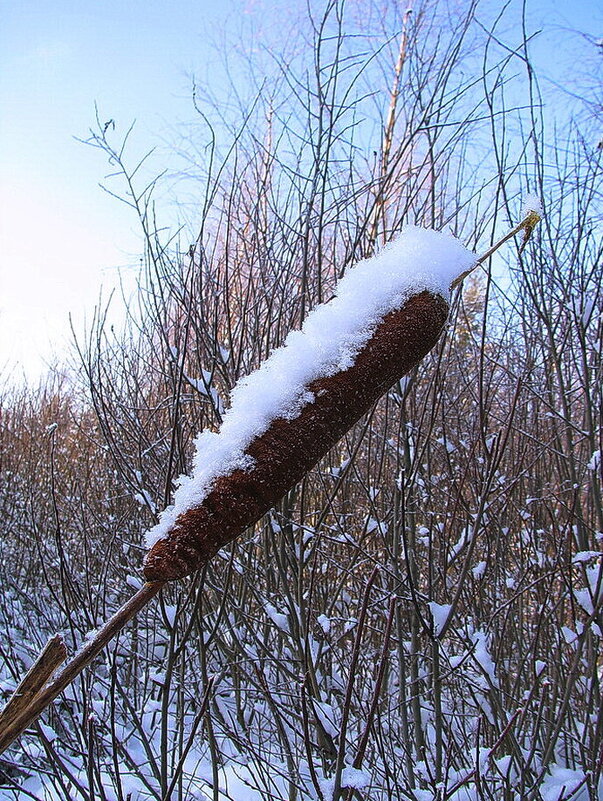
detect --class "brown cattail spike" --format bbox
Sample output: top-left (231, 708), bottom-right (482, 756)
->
top-left (144, 290), bottom-right (449, 582)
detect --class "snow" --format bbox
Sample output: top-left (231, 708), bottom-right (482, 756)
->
top-left (134, 488), bottom-right (156, 513)
top-left (83, 627), bottom-right (99, 644)
top-left (428, 601), bottom-right (452, 636)
top-left (163, 604), bottom-right (177, 627)
top-left (521, 193), bottom-right (543, 217)
top-left (587, 449), bottom-right (601, 471)
top-left (9, 720), bottom-right (601, 801)
top-left (37, 722), bottom-right (57, 742)
top-left (471, 629), bottom-right (498, 688)
top-left (448, 526), bottom-right (472, 562)
top-left (444, 767), bottom-right (595, 801)
top-left (341, 766), bottom-right (370, 789)
top-left (561, 625), bottom-right (577, 644)
top-left (126, 574), bottom-right (143, 590)
top-left (16, 757), bottom-right (295, 801)
top-left (317, 614), bottom-right (331, 634)
top-left (472, 560), bottom-right (486, 579)
top-left (313, 699), bottom-right (339, 738)
top-left (301, 766), bottom-right (370, 797)
top-left (264, 602), bottom-right (290, 633)
top-left (187, 368), bottom-right (213, 396)
top-left (494, 754), bottom-right (512, 776)
top-left (574, 562), bottom-right (603, 615)
top-left (146, 227), bottom-right (475, 547)
top-left (572, 550), bottom-right (601, 564)
top-left (539, 764), bottom-right (589, 801)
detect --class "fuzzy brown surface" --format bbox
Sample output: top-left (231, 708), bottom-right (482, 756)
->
top-left (144, 290), bottom-right (449, 581)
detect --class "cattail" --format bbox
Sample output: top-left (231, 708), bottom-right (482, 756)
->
top-left (3, 213), bottom-right (545, 753)
top-left (144, 227), bottom-right (475, 582)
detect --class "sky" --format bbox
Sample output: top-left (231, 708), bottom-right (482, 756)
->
top-left (0, 0), bottom-right (601, 383)
top-left (0, 0), bottom-right (243, 380)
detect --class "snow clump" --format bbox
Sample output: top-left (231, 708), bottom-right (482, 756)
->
top-left (521, 193), bottom-right (543, 218)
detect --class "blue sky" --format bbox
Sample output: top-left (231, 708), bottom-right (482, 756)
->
top-left (0, 0), bottom-right (244, 379)
top-left (0, 0), bottom-right (601, 381)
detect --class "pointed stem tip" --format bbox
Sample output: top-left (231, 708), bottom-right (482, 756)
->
top-left (451, 208), bottom-right (542, 290)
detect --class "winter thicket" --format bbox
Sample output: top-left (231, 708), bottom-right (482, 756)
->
top-left (1, 1), bottom-right (602, 799)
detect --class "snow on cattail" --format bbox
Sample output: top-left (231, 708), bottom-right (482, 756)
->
top-left (144, 227), bottom-right (475, 582)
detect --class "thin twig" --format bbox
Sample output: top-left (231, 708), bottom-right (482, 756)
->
top-left (0, 581), bottom-right (165, 755)
top-left (444, 708), bottom-right (523, 799)
top-left (450, 209), bottom-right (542, 289)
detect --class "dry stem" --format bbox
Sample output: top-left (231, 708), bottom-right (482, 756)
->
top-left (0, 635), bottom-right (67, 735)
top-left (450, 209), bottom-right (542, 290)
top-left (0, 581), bottom-right (164, 756)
